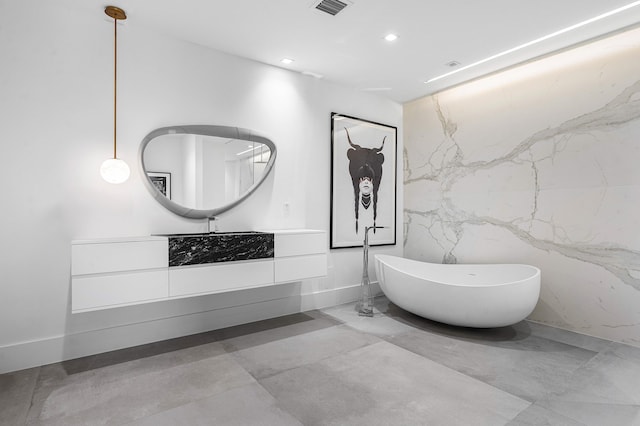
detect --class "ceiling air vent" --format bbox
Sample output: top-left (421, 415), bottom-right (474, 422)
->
top-left (313, 0), bottom-right (351, 16)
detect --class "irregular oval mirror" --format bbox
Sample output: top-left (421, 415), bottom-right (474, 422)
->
top-left (140, 125), bottom-right (276, 219)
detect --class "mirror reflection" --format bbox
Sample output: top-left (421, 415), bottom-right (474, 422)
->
top-left (143, 134), bottom-right (272, 210)
top-left (140, 125), bottom-right (277, 219)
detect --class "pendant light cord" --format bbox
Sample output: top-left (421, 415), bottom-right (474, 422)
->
top-left (113, 16), bottom-right (118, 159)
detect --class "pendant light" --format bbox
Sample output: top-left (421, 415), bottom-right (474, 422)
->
top-left (100, 6), bottom-right (130, 184)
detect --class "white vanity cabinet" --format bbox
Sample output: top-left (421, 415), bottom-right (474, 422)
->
top-left (71, 237), bottom-right (169, 313)
top-left (71, 230), bottom-right (327, 313)
top-left (169, 260), bottom-right (274, 297)
top-left (273, 230), bottom-right (327, 283)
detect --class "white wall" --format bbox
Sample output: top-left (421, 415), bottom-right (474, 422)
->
top-left (0, 0), bottom-right (402, 373)
top-left (404, 27), bottom-right (640, 346)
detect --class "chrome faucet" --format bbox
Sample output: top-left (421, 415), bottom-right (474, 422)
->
top-left (356, 225), bottom-right (387, 317)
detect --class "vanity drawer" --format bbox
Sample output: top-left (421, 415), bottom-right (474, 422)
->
top-left (169, 260), bottom-right (274, 297)
top-left (275, 254), bottom-right (327, 283)
top-left (274, 232), bottom-right (326, 257)
top-left (72, 238), bottom-right (168, 275)
top-left (72, 269), bottom-right (169, 312)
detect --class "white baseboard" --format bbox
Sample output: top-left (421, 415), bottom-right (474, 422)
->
top-left (0, 282), bottom-right (380, 374)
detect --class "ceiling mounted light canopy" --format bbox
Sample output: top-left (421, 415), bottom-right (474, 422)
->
top-left (100, 5), bottom-right (130, 184)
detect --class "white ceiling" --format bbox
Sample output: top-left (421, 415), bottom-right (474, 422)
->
top-left (101, 0), bottom-right (640, 103)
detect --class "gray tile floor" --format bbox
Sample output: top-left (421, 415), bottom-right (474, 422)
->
top-left (2, 297), bottom-right (640, 425)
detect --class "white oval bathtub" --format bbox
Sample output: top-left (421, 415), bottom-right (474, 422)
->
top-left (374, 255), bottom-right (541, 328)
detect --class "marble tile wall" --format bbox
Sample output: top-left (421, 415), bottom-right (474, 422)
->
top-left (403, 27), bottom-right (640, 346)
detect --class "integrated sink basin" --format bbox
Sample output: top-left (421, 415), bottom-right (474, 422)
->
top-left (156, 231), bottom-right (274, 267)
top-left (156, 231), bottom-right (265, 237)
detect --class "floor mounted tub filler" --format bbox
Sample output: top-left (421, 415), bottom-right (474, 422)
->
top-left (374, 255), bottom-right (541, 328)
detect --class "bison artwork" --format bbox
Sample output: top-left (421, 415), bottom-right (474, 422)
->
top-left (344, 127), bottom-right (386, 234)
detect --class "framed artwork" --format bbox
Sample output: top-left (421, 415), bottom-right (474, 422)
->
top-left (148, 172), bottom-right (171, 199)
top-left (330, 112), bottom-right (397, 249)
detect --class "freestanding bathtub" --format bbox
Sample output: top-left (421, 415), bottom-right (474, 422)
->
top-left (374, 255), bottom-right (540, 328)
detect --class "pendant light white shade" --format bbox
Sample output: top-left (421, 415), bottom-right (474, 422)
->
top-left (100, 158), bottom-right (130, 184)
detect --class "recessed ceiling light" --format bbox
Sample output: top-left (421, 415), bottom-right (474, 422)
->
top-left (425, 0), bottom-right (640, 84)
top-left (384, 33), bottom-right (398, 42)
top-left (281, 58), bottom-right (294, 65)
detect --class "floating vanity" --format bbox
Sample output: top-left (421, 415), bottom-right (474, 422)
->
top-left (71, 230), bottom-right (327, 313)
top-left (71, 126), bottom-right (328, 313)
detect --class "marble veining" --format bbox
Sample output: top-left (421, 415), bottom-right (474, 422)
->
top-left (405, 79), bottom-right (640, 273)
top-left (403, 28), bottom-right (640, 345)
top-left (168, 233), bottom-right (274, 267)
